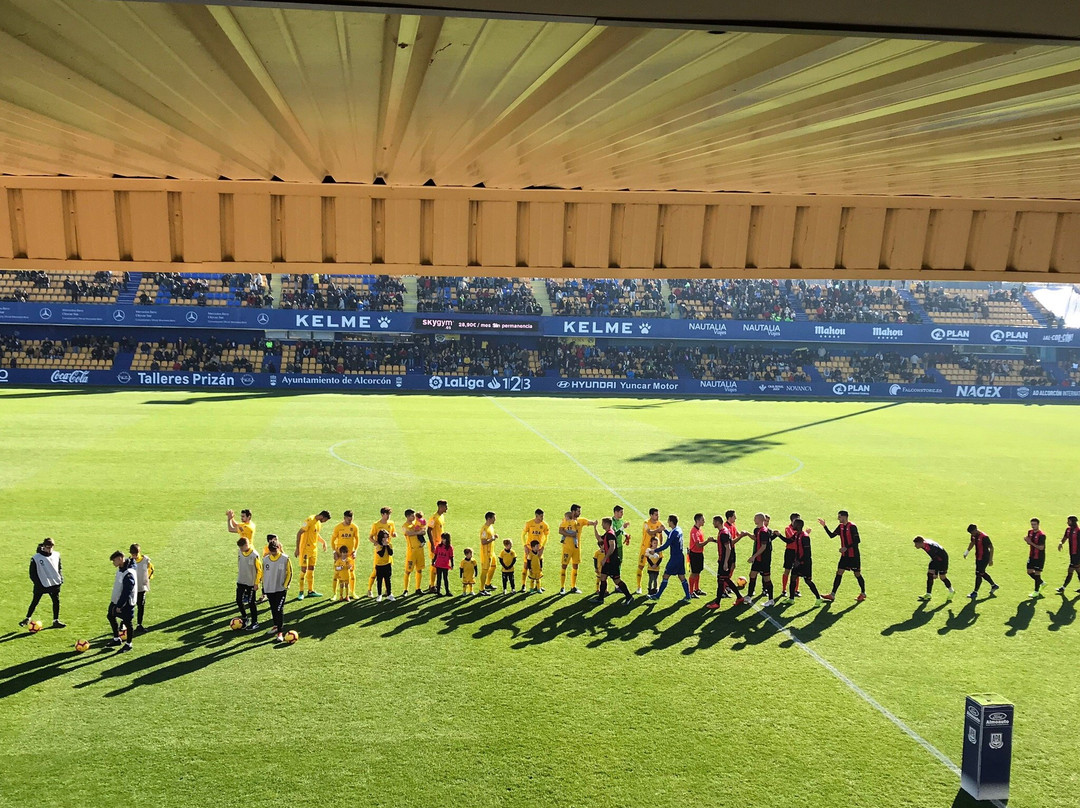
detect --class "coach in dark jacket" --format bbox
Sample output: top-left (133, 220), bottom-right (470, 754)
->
top-left (21, 538), bottom-right (65, 628)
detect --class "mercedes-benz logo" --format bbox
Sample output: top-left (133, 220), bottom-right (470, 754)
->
top-left (186, 311), bottom-right (199, 323)
top-left (117, 372), bottom-right (132, 384)
top-left (113, 310), bottom-right (126, 322)
top-left (256, 313), bottom-right (270, 325)
top-left (39, 307), bottom-right (52, 320)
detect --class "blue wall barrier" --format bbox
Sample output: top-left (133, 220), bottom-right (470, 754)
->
top-left (0, 300), bottom-right (1076, 347)
top-left (2, 367), bottom-right (1077, 403)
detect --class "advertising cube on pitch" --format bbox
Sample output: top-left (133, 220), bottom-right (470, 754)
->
top-left (961, 694), bottom-right (1013, 801)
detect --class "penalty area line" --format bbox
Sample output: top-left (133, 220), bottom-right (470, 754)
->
top-left (487, 396), bottom-right (998, 805)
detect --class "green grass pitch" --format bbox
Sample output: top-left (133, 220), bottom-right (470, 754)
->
top-left (1, 388), bottom-right (1078, 808)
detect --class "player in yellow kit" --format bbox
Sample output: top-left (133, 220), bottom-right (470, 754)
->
top-left (295, 510), bottom-right (330, 600)
top-left (559, 503), bottom-right (597, 595)
top-left (426, 500), bottom-right (448, 592)
top-left (227, 508), bottom-right (260, 600)
top-left (520, 509), bottom-right (549, 592)
top-left (635, 507), bottom-right (665, 594)
top-left (367, 507), bottom-right (396, 597)
top-left (330, 510), bottom-right (360, 597)
top-left (527, 540), bottom-right (545, 593)
top-left (331, 546), bottom-right (354, 602)
top-left (479, 512), bottom-right (499, 593)
top-left (460, 548), bottom-right (479, 596)
top-left (401, 508), bottom-right (427, 596)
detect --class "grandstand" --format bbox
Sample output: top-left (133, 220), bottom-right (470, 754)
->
top-left (0, 270), bottom-right (124, 304)
top-left (933, 356), bottom-right (1056, 386)
top-left (912, 283), bottom-right (1042, 327)
top-left (130, 337), bottom-right (264, 373)
top-left (0, 334), bottom-right (121, 370)
top-left (692, 347), bottom-right (811, 382)
top-left (546, 279), bottom-right (663, 318)
top-left (814, 351), bottom-right (933, 384)
top-left (417, 277), bottom-right (541, 314)
top-left (668, 279), bottom-right (793, 321)
top-left (794, 281), bottom-right (918, 324)
top-left (279, 274), bottom-right (403, 311)
top-left (136, 273), bottom-right (272, 308)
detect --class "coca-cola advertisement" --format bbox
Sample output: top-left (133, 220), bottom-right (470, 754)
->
top-left (49, 370), bottom-right (90, 384)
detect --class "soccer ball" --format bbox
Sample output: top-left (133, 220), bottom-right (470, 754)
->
top-left (736, 576), bottom-right (748, 588)
top-left (283, 630), bottom-right (299, 644)
top-left (119, 628), bottom-right (128, 641)
top-left (74, 639), bottom-right (91, 653)
top-left (27, 620), bottom-right (43, 633)
top-left (229, 617), bottom-right (245, 631)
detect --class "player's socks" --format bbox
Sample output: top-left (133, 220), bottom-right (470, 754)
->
top-left (925, 574), bottom-right (934, 595)
top-left (764, 580), bottom-right (774, 600)
top-left (1063, 570), bottom-right (1075, 588)
top-left (802, 578), bottom-right (821, 599)
top-left (831, 573), bottom-right (843, 594)
top-left (306, 569), bottom-right (315, 592)
top-left (681, 579), bottom-right (691, 598)
top-left (746, 577), bottom-right (757, 598)
top-left (560, 568), bottom-right (567, 589)
top-left (616, 580), bottom-right (631, 597)
top-left (855, 574), bottom-right (866, 594)
top-left (782, 572), bottom-right (789, 593)
top-left (637, 569), bottom-right (644, 590)
top-left (571, 568), bottom-right (579, 589)
top-left (655, 579), bottom-right (669, 598)
top-left (941, 576), bottom-right (952, 591)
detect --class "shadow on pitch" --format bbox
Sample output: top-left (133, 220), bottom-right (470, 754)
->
top-left (951, 787), bottom-right (1008, 807)
top-left (881, 601), bottom-right (947, 636)
top-left (141, 391), bottom-right (292, 406)
top-left (1046, 594), bottom-right (1078, 631)
top-left (1004, 599), bottom-right (1037, 637)
top-left (627, 402), bottom-right (903, 465)
top-left (937, 600), bottom-right (980, 635)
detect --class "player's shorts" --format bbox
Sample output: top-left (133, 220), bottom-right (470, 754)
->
top-left (600, 560), bottom-right (622, 579)
top-left (1027, 557), bottom-right (1045, 571)
top-left (407, 549), bottom-right (426, 568)
top-left (750, 560), bottom-right (772, 574)
top-left (664, 556), bottom-right (686, 577)
top-left (300, 547), bottom-right (318, 567)
top-left (838, 553), bottom-right (861, 571)
top-left (928, 559), bottom-right (949, 574)
top-left (561, 544), bottom-right (581, 565)
top-left (688, 551), bottom-right (704, 574)
top-left (1069, 552), bottom-right (1080, 567)
top-left (783, 549), bottom-right (798, 570)
top-left (975, 559), bottom-right (989, 573)
top-left (638, 550), bottom-right (651, 568)
top-left (793, 561), bottom-right (813, 579)
top-left (717, 564), bottom-right (735, 581)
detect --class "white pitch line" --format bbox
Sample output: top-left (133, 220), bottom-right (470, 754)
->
top-left (488, 396), bottom-right (1001, 805)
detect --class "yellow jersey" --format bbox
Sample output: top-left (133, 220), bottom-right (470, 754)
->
top-left (370, 520), bottom-right (396, 546)
top-left (235, 520), bottom-right (255, 544)
top-left (333, 556), bottom-right (354, 582)
top-left (522, 520), bottom-right (549, 551)
top-left (642, 519), bottom-right (663, 550)
top-left (428, 512), bottom-right (446, 546)
top-left (403, 519), bottom-right (426, 554)
top-left (300, 516), bottom-right (323, 548)
top-left (559, 518), bottom-right (579, 547)
top-left (498, 549), bottom-right (517, 570)
top-left (528, 554), bottom-right (543, 578)
top-left (374, 545), bottom-right (393, 566)
top-left (647, 551), bottom-right (663, 573)
top-left (460, 558), bottom-right (478, 583)
top-left (480, 524), bottom-right (497, 558)
top-left (331, 522), bottom-right (360, 555)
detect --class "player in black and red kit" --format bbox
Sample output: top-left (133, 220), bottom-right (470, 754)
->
top-left (913, 537), bottom-right (954, 601)
top-left (963, 524), bottom-right (999, 598)
top-left (786, 518), bottom-right (822, 604)
top-left (746, 512), bottom-right (781, 606)
top-left (817, 510), bottom-right (866, 603)
top-left (1024, 517), bottom-right (1047, 599)
top-left (704, 513), bottom-right (748, 608)
top-left (1055, 515), bottom-right (1080, 594)
top-left (782, 512), bottom-right (802, 598)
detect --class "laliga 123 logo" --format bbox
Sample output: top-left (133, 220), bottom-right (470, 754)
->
top-left (487, 377), bottom-right (501, 390)
top-left (428, 376), bottom-right (443, 390)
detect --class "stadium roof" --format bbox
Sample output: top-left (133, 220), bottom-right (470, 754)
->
top-left (0, 0), bottom-right (1077, 279)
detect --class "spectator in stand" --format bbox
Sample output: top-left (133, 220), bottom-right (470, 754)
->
top-left (793, 280), bottom-right (918, 324)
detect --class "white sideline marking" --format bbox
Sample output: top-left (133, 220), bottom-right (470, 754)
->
top-left (489, 396), bottom-right (1000, 805)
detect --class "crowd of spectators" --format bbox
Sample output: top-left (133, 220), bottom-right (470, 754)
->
top-left (3, 270), bottom-right (127, 303)
top-left (1, 333), bottom-right (132, 368)
top-left (554, 342), bottom-right (680, 379)
top-left (280, 274), bottom-right (404, 312)
top-left (952, 353), bottom-right (1054, 386)
top-left (913, 282), bottom-right (1026, 316)
top-left (137, 335), bottom-right (260, 373)
top-left (413, 336), bottom-right (545, 376)
top-left (547, 279), bottom-right (664, 317)
top-left (668, 278), bottom-right (794, 321)
top-left (817, 350), bottom-right (934, 384)
top-left (417, 277), bottom-right (542, 315)
top-left (793, 280), bottom-right (919, 324)
top-left (143, 272), bottom-right (273, 308)
top-left (689, 346), bottom-right (811, 382)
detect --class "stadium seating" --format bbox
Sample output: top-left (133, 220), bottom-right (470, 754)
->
top-left (555, 343), bottom-right (679, 379)
top-left (912, 283), bottom-right (1040, 327)
top-left (417, 277), bottom-right (541, 314)
top-left (668, 278), bottom-right (793, 321)
top-left (933, 356), bottom-right (1055, 386)
top-left (691, 347), bottom-right (811, 382)
top-left (793, 281), bottom-right (918, 323)
top-left (546, 279), bottom-right (663, 318)
top-left (279, 274), bottom-right (403, 311)
top-left (284, 336), bottom-right (548, 376)
top-left (814, 351), bottom-right (933, 384)
top-left (139, 272), bottom-right (272, 308)
top-left (131, 337), bottom-right (264, 373)
top-left (0, 270), bottom-right (125, 304)
top-left (0, 334), bottom-right (121, 370)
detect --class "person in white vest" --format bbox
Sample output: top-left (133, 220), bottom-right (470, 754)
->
top-left (108, 550), bottom-right (137, 653)
top-left (128, 543), bottom-right (155, 634)
top-left (21, 537), bottom-right (65, 629)
top-left (236, 535), bottom-right (263, 631)
top-left (262, 535), bottom-right (293, 643)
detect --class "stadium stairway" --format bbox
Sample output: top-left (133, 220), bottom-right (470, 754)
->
top-left (660, 280), bottom-right (677, 318)
top-left (530, 278), bottom-right (553, 315)
top-left (900, 289), bottom-right (931, 322)
top-left (786, 292), bottom-right (809, 321)
top-left (115, 272), bottom-right (142, 306)
top-left (1020, 294), bottom-right (1051, 326)
top-left (114, 351), bottom-right (134, 371)
top-left (401, 277), bottom-right (419, 312)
